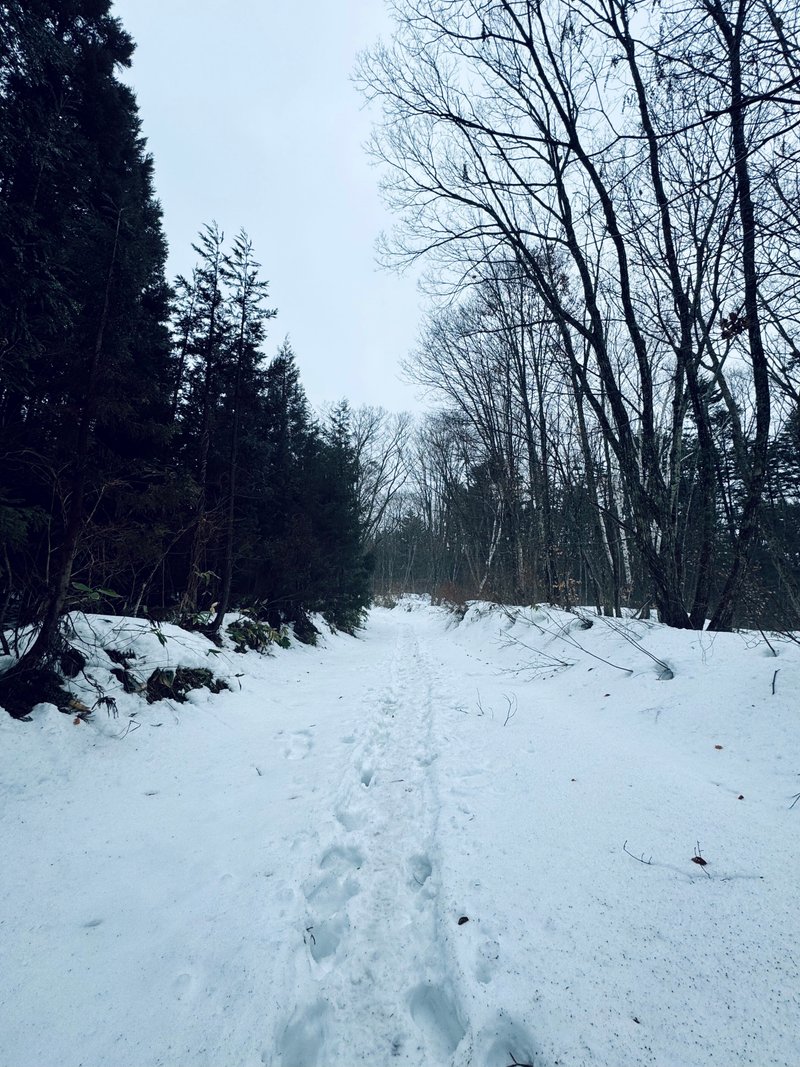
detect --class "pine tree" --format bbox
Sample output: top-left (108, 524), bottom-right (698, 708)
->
top-left (0, 2), bottom-right (174, 704)
top-left (253, 340), bottom-right (318, 628)
top-left (177, 222), bottom-right (229, 615)
top-left (314, 402), bottom-right (373, 632)
top-left (209, 231), bottom-right (276, 632)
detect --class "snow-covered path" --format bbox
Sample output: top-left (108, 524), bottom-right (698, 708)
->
top-left (2, 602), bottom-right (799, 1067)
top-left (276, 622), bottom-right (463, 1066)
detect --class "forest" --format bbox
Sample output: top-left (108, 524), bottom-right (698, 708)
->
top-left (0, 3), bottom-right (374, 716)
top-left (2, 0), bottom-right (800, 718)
top-left (362, 0), bottom-right (800, 632)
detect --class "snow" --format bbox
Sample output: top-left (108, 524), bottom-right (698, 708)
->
top-left (1, 602), bottom-right (799, 1067)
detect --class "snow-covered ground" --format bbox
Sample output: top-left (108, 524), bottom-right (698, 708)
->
top-left (1, 601), bottom-right (799, 1067)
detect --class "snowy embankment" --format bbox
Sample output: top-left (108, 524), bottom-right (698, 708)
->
top-left (1, 602), bottom-right (798, 1067)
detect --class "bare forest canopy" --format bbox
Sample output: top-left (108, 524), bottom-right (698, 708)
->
top-left (357, 0), bottom-right (800, 631)
top-left (1, 0), bottom-right (800, 719)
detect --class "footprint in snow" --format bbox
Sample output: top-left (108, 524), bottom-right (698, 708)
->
top-left (272, 999), bottom-right (329, 1067)
top-left (303, 844), bottom-right (363, 916)
top-left (416, 752), bottom-right (437, 767)
top-left (334, 804), bottom-right (365, 832)
top-left (172, 971), bottom-right (198, 1002)
top-left (319, 844), bottom-right (364, 871)
top-left (408, 981), bottom-right (467, 1059)
top-left (474, 1014), bottom-right (539, 1067)
top-left (306, 912), bottom-right (349, 964)
top-left (283, 730), bottom-right (313, 760)
top-left (303, 868), bottom-right (359, 916)
top-left (474, 938), bottom-right (501, 984)
top-left (410, 853), bottom-right (433, 889)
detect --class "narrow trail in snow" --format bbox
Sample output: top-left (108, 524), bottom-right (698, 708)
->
top-left (6, 605), bottom-right (794, 1067)
top-left (270, 623), bottom-right (468, 1067)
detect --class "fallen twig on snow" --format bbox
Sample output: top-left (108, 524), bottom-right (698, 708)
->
top-left (691, 841), bottom-right (711, 877)
top-left (474, 690), bottom-right (519, 725)
top-left (759, 629), bottom-right (778, 657)
top-left (116, 717), bottom-right (141, 739)
top-left (476, 689), bottom-right (489, 718)
top-left (504, 1054), bottom-right (534, 1067)
top-left (537, 611), bottom-right (635, 674)
top-left (503, 693), bottom-right (518, 726)
top-left (498, 629), bottom-right (574, 674)
top-left (623, 840), bottom-right (653, 865)
top-left (603, 618), bottom-right (674, 679)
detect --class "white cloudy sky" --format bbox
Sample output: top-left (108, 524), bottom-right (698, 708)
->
top-left (113, 0), bottom-right (424, 412)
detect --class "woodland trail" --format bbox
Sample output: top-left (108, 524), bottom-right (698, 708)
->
top-left (3, 604), bottom-right (798, 1067)
top-left (264, 611), bottom-right (537, 1067)
top-left (270, 621), bottom-right (472, 1065)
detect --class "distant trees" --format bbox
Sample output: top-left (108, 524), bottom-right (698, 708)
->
top-left (350, 406), bottom-right (410, 548)
top-left (235, 345), bottom-right (372, 635)
top-left (360, 0), bottom-right (800, 628)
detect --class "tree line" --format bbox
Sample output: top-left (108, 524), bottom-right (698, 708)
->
top-left (360, 0), bottom-right (800, 630)
top-left (0, 2), bottom-right (371, 714)
top-left (3, 0), bottom-right (800, 724)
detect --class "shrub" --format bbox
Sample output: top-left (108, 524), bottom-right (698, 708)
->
top-left (145, 667), bottom-right (228, 703)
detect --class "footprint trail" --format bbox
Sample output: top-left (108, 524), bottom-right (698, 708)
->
top-left (272, 624), bottom-right (473, 1066)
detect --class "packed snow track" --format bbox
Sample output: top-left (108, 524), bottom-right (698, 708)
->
top-left (2, 602), bottom-right (798, 1067)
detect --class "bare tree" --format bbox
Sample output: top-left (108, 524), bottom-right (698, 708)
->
top-left (350, 406), bottom-right (411, 546)
top-left (359, 0), bottom-right (800, 628)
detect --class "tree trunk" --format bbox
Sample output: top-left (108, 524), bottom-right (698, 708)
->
top-left (4, 212), bottom-right (121, 674)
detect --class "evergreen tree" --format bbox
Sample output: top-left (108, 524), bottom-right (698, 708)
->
top-left (1, 6), bottom-right (373, 713)
top-left (314, 402), bottom-right (373, 631)
top-left (177, 222), bottom-right (229, 614)
top-left (0, 2), bottom-right (175, 700)
top-left (253, 340), bottom-right (318, 628)
top-left (209, 230), bottom-right (276, 632)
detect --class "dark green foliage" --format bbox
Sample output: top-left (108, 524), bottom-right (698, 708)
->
top-left (104, 648), bottom-right (137, 667)
top-left (290, 609), bottom-right (320, 646)
top-left (0, 5), bottom-right (372, 713)
top-left (103, 647), bottom-right (145, 693)
top-left (226, 348), bottom-right (371, 635)
top-left (0, 0), bottom-right (180, 658)
top-left (313, 404), bottom-right (373, 633)
top-left (274, 629), bottom-right (292, 650)
top-left (226, 617), bottom-right (281, 654)
top-left (145, 667), bottom-right (228, 704)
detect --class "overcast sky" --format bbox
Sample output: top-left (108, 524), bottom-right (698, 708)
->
top-left (113, 0), bottom-right (424, 413)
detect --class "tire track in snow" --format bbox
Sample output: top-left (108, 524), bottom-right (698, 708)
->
top-left (269, 622), bottom-right (469, 1066)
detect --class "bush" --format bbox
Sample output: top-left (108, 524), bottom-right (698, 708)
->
top-left (292, 609), bottom-right (320, 646)
top-left (431, 582), bottom-right (469, 620)
top-left (226, 616), bottom-right (290, 653)
top-left (322, 603), bottom-right (367, 636)
top-left (0, 666), bottom-right (73, 719)
top-left (145, 667), bottom-right (228, 703)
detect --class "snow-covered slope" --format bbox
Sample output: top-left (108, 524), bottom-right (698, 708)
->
top-left (1, 603), bottom-right (798, 1067)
